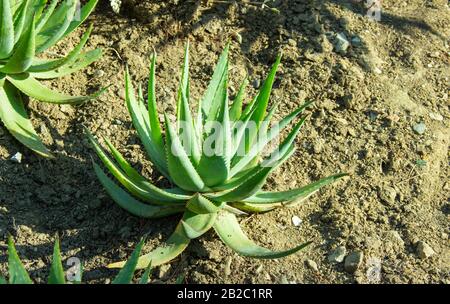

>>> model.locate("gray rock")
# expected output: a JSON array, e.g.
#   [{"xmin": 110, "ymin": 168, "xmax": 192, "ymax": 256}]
[
  {"xmin": 328, "ymin": 246, "xmax": 347, "ymax": 263},
  {"xmin": 10, "ymin": 152, "xmax": 23, "ymax": 164},
  {"xmin": 334, "ymin": 32, "xmax": 350, "ymax": 54},
  {"xmin": 416, "ymin": 241, "xmax": 435, "ymax": 259},
  {"xmin": 379, "ymin": 186, "xmax": 397, "ymax": 205},
  {"xmin": 413, "ymin": 122, "xmax": 426, "ymax": 135},
  {"xmin": 351, "ymin": 36, "xmax": 362, "ymax": 47},
  {"xmin": 344, "ymin": 251, "xmax": 364, "ymax": 273},
  {"xmin": 305, "ymin": 259, "xmax": 318, "ymax": 272}
]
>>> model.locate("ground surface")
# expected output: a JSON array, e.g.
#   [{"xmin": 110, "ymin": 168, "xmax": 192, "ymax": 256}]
[{"xmin": 0, "ymin": 0, "xmax": 449, "ymax": 284}]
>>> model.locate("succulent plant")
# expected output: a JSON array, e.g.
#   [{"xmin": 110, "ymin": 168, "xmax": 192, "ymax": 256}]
[
  {"xmin": 87, "ymin": 44, "xmax": 347, "ymax": 269},
  {"xmin": 0, "ymin": 0, "xmax": 101, "ymax": 157},
  {"xmin": 0, "ymin": 235, "xmax": 153, "ymax": 284}
]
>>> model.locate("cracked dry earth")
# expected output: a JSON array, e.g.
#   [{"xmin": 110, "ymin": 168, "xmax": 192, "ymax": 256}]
[{"xmin": 0, "ymin": 0, "xmax": 449, "ymax": 283}]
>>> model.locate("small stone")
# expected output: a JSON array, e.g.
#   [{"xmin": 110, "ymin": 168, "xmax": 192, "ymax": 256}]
[
  {"xmin": 328, "ymin": 246, "xmax": 346, "ymax": 263},
  {"xmin": 351, "ymin": 36, "xmax": 362, "ymax": 46},
  {"xmin": 291, "ymin": 215, "xmax": 302, "ymax": 227},
  {"xmin": 373, "ymin": 67, "xmax": 382, "ymax": 74},
  {"xmin": 416, "ymin": 241, "xmax": 435, "ymax": 259},
  {"xmin": 10, "ymin": 152, "xmax": 23, "ymax": 163},
  {"xmin": 429, "ymin": 112, "xmax": 443, "ymax": 121},
  {"xmin": 252, "ymin": 79, "xmax": 260, "ymax": 89},
  {"xmin": 379, "ymin": 186, "xmax": 397, "ymax": 205},
  {"xmin": 224, "ymin": 256, "xmax": 232, "ymax": 276},
  {"xmin": 156, "ymin": 264, "xmax": 171, "ymax": 280},
  {"xmin": 344, "ymin": 251, "xmax": 364, "ymax": 273},
  {"xmin": 334, "ymin": 32, "xmax": 350, "ymax": 54},
  {"xmin": 305, "ymin": 259, "xmax": 318, "ymax": 272},
  {"xmin": 93, "ymin": 69, "xmax": 105, "ymax": 78},
  {"xmin": 413, "ymin": 122, "xmax": 426, "ymax": 135}
]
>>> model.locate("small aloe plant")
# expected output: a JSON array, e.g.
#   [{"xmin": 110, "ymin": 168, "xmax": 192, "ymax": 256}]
[
  {"xmin": 0, "ymin": 0, "xmax": 101, "ymax": 157},
  {"xmin": 0, "ymin": 236, "xmax": 153, "ymax": 284},
  {"xmin": 87, "ymin": 44, "xmax": 347, "ymax": 269}
]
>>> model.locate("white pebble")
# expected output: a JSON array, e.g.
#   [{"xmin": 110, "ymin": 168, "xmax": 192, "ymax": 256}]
[
  {"xmin": 291, "ymin": 215, "xmax": 302, "ymax": 227},
  {"xmin": 10, "ymin": 152, "xmax": 22, "ymax": 164}
]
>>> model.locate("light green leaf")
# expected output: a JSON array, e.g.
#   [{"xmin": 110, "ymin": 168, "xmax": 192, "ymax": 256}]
[
  {"xmin": 146, "ymin": 53, "xmax": 164, "ymax": 160},
  {"xmin": 229, "ymin": 76, "xmax": 248, "ymax": 121},
  {"xmin": 7, "ymin": 73, "xmax": 94, "ymax": 104},
  {"xmin": 186, "ymin": 193, "xmax": 223, "ymax": 214},
  {"xmin": 93, "ymin": 162, "xmax": 185, "ymax": 218},
  {"xmin": 0, "ymin": 0, "xmax": 15, "ymax": 59},
  {"xmin": 0, "ymin": 276, "xmax": 6, "ymax": 284},
  {"xmin": 108, "ymin": 223, "xmax": 190, "ymax": 270},
  {"xmin": 200, "ymin": 44, "xmax": 229, "ymax": 120},
  {"xmin": 214, "ymin": 211, "xmax": 312, "ymax": 258},
  {"xmin": 48, "ymin": 238, "xmax": 66, "ymax": 284},
  {"xmin": 124, "ymin": 67, "xmax": 170, "ymax": 179},
  {"xmin": 164, "ymin": 113, "xmax": 206, "ymax": 192},
  {"xmin": 87, "ymin": 130, "xmax": 187, "ymax": 204},
  {"xmin": 0, "ymin": 15, "xmax": 35, "ymax": 74},
  {"xmin": 31, "ymin": 48, "xmax": 102, "ymax": 79},
  {"xmin": 36, "ymin": 0, "xmax": 77, "ymax": 53},
  {"xmin": 7, "ymin": 235, "xmax": 33, "ymax": 284},
  {"xmin": 62, "ymin": 0, "xmax": 98, "ymax": 39},
  {"xmin": 12, "ymin": 0, "xmax": 31, "ymax": 44},
  {"xmin": 243, "ymin": 173, "xmax": 348, "ymax": 204},
  {"xmin": 197, "ymin": 73, "xmax": 231, "ymax": 187},
  {"xmin": 29, "ymin": 23, "xmax": 93, "ymax": 73},
  {"xmin": 35, "ymin": 0, "xmax": 58, "ymax": 32},
  {"xmin": 0, "ymin": 80, "xmax": 52, "ymax": 157},
  {"xmin": 112, "ymin": 238, "xmax": 145, "ymax": 284},
  {"xmin": 181, "ymin": 210, "xmax": 217, "ymax": 239}
]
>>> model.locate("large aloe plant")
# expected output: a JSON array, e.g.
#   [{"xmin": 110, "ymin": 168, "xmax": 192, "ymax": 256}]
[
  {"xmin": 0, "ymin": 0, "xmax": 101, "ymax": 157},
  {"xmin": 0, "ymin": 235, "xmax": 154, "ymax": 284},
  {"xmin": 87, "ymin": 44, "xmax": 347, "ymax": 269}
]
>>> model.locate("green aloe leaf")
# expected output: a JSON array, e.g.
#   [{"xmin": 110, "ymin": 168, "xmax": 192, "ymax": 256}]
[
  {"xmin": 35, "ymin": 0, "xmax": 58, "ymax": 33},
  {"xmin": 0, "ymin": 0, "xmax": 15, "ymax": 59},
  {"xmin": 108, "ymin": 223, "xmax": 190, "ymax": 270},
  {"xmin": 0, "ymin": 14, "xmax": 35, "ymax": 74},
  {"xmin": 0, "ymin": 80, "xmax": 52, "ymax": 157},
  {"xmin": 6, "ymin": 73, "xmax": 94, "ymax": 104},
  {"xmin": 197, "ymin": 73, "xmax": 231, "ymax": 187},
  {"xmin": 35, "ymin": 0, "xmax": 77, "ymax": 53},
  {"xmin": 146, "ymin": 53, "xmax": 164, "ymax": 160},
  {"xmin": 213, "ymin": 211, "xmax": 312, "ymax": 259},
  {"xmin": 48, "ymin": 238, "xmax": 66, "ymax": 284},
  {"xmin": 164, "ymin": 113, "xmax": 206, "ymax": 192},
  {"xmin": 62, "ymin": 0, "xmax": 98, "ymax": 39},
  {"xmin": 138, "ymin": 261, "xmax": 152, "ymax": 284},
  {"xmin": 0, "ymin": 276, "xmax": 6, "ymax": 284},
  {"xmin": 200, "ymin": 44, "xmax": 229, "ymax": 121},
  {"xmin": 93, "ymin": 162, "xmax": 185, "ymax": 218},
  {"xmin": 243, "ymin": 173, "xmax": 348, "ymax": 204},
  {"xmin": 112, "ymin": 238, "xmax": 145, "ymax": 284},
  {"xmin": 186, "ymin": 193, "xmax": 223, "ymax": 214},
  {"xmin": 176, "ymin": 42, "xmax": 190, "ymax": 125},
  {"xmin": 230, "ymin": 101, "xmax": 312, "ymax": 177},
  {"xmin": 229, "ymin": 76, "xmax": 248, "ymax": 121},
  {"xmin": 29, "ymin": 23, "xmax": 93, "ymax": 73},
  {"xmin": 181, "ymin": 211, "xmax": 217, "ymax": 239},
  {"xmin": 7, "ymin": 235, "xmax": 33, "ymax": 284},
  {"xmin": 124, "ymin": 67, "xmax": 170, "ymax": 179},
  {"xmin": 31, "ymin": 48, "xmax": 102, "ymax": 79},
  {"xmin": 12, "ymin": 0, "xmax": 31, "ymax": 44},
  {"xmin": 230, "ymin": 202, "xmax": 282, "ymax": 213},
  {"xmin": 88, "ymin": 130, "xmax": 187, "ymax": 204}
]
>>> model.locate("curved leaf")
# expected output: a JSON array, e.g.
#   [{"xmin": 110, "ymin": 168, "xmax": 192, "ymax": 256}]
[
  {"xmin": 93, "ymin": 162, "xmax": 185, "ymax": 218},
  {"xmin": 7, "ymin": 73, "xmax": 93, "ymax": 104},
  {"xmin": 181, "ymin": 210, "xmax": 217, "ymax": 239},
  {"xmin": 0, "ymin": 81, "xmax": 52, "ymax": 157},
  {"xmin": 35, "ymin": 0, "xmax": 58, "ymax": 33},
  {"xmin": 213, "ymin": 211, "xmax": 311, "ymax": 259},
  {"xmin": 243, "ymin": 173, "xmax": 348, "ymax": 204},
  {"xmin": 108, "ymin": 223, "xmax": 190, "ymax": 270},
  {"xmin": 186, "ymin": 193, "xmax": 223, "ymax": 214},
  {"xmin": 62, "ymin": 0, "xmax": 98, "ymax": 39},
  {"xmin": 31, "ymin": 48, "xmax": 102, "ymax": 79},
  {"xmin": 29, "ymin": 23, "xmax": 93, "ymax": 73},
  {"xmin": 229, "ymin": 76, "xmax": 248, "ymax": 121}
]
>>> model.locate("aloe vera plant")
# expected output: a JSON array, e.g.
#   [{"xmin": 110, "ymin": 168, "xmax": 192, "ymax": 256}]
[
  {"xmin": 87, "ymin": 44, "xmax": 347, "ymax": 269},
  {"xmin": 0, "ymin": 0, "xmax": 101, "ymax": 157},
  {"xmin": 0, "ymin": 236, "xmax": 153, "ymax": 284}
]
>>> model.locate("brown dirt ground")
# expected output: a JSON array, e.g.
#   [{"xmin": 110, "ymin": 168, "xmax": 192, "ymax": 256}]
[{"xmin": 0, "ymin": 0, "xmax": 449, "ymax": 284}]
